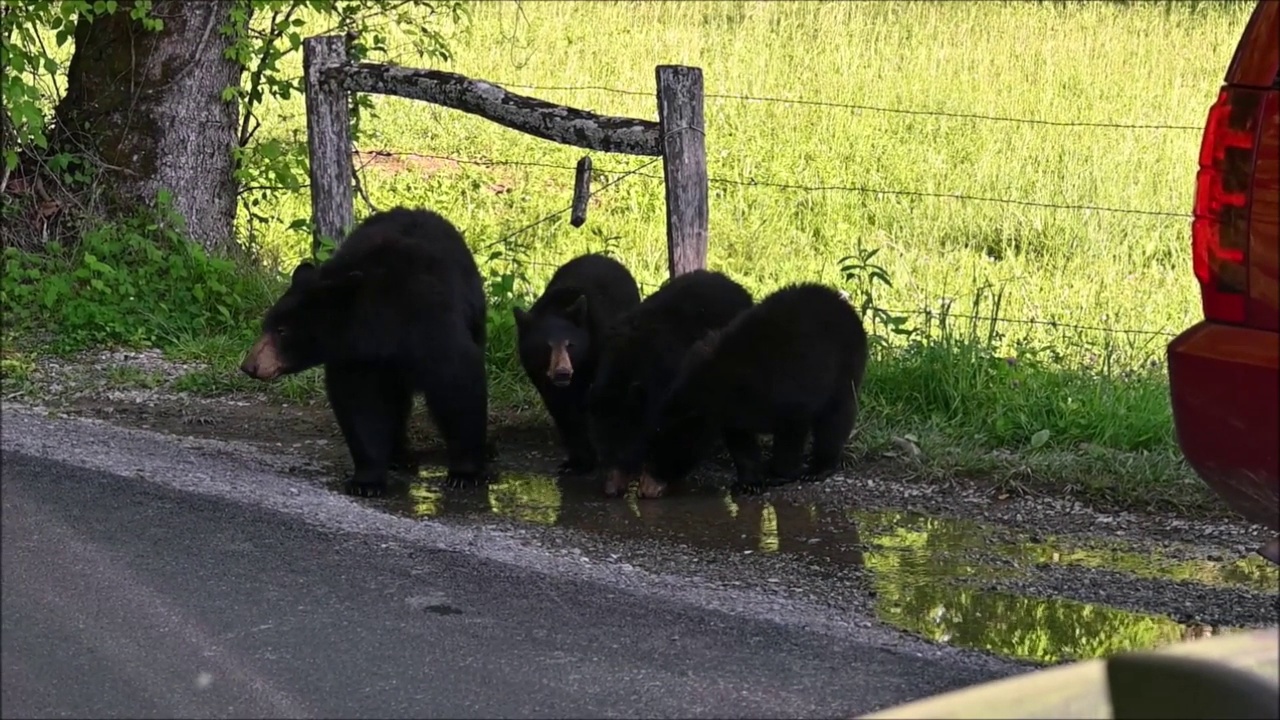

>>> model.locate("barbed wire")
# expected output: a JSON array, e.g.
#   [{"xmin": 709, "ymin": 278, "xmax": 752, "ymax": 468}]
[
  {"xmin": 706, "ymin": 175, "xmax": 1191, "ymax": 219},
  {"xmin": 873, "ymin": 307, "xmax": 1178, "ymax": 338},
  {"xmin": 355, "ymin": 150, "xmax": 585, "ymax": 175},
  {"xmin": 482, "ymin": 81, "xmax": 1203, "ymax": 132},
  {"xmin": 491, "ymin": 261, "xmax": 1178, "ymax": 337},
  {"xmin": 475, "ymin": 156, "xmax": 663, "ymax": 253},
  {"xmin": 353, "ymin": 154, "xmax": 1178, "ymax": 338},
  {"xmin": 361, "ymin": 149, "xmax": 1191, "ymax": 219}
]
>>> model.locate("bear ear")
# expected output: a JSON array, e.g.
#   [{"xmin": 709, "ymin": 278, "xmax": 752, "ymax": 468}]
[
  {"xmin": 319, "ymin": 270, "xmax": 364, "ymax": 291},
  {"xmin": 566, "ymin": 295, "xmax": 589, "ymax": 327},
  {"xmin": 512, "ymin": 307, "xmax": 531, "ymax": 329},
  {"xmin": 291, "ymin": 262, "xmax": 318, "ymax": 287}
]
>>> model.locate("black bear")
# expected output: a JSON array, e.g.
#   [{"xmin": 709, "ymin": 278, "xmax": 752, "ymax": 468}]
[
  {"xmin": 514, "ymin": 253, "xmax": 642, "ymax": 475},
  {"xmin": 587, "ymin": 269, "xmax": 754, "ymax": 498},
  {"xmin": 640, "ymin": 282, "xmax": 869, "ymax": 498},
  {"xmin": 240, "ymin": 207, "xmax": 489, "ymax": 496}
]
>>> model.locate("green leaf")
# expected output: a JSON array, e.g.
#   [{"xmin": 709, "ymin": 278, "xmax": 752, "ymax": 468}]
[
  {"xmin": 259, "ymin": 139, "xmax": 282, "ymax": 160},
  {"xmin": 1030, "ymin": 429, "xmax": 1051, "ymax": 449}
]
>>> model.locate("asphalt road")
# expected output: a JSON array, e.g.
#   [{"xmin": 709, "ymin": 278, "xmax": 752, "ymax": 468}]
[{"xmin": 1, "ymin": 408, "xmax": 1013, "ymax": 719}]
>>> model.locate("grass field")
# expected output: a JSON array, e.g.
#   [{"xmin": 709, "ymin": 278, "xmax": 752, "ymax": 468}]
[{"xmin": 4, "ymin": 0, "xmax": 1260, "ymax": 514}]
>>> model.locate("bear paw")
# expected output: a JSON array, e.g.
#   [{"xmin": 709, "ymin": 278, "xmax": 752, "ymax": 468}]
[
  {"xmin": 557, "ymin": 456, "xmax": 596, "ymax": 476},
  {"xmin": 731, "ymin": 474, "xmax": 791, "ymax": 496},
  {"xmin": 388, "ymin": 449, "xmax": 418, "ymax": 472},
  {"xmin": 345, "ymin": 474, "xmax": 388, "ymax": 498},
  {"xmin": 800, "ymin": 465, "xmax": 838, "ymax": 483},
  {"xmin": 766, "ymin": 461, "xmax": 805, "ymax": 481},
  {"xmin": 443, "ymin": 466, "xmax": 489, "ymax": 489},
  {"xmin": 636, "ymin": 473, "xmax": 667, "ymax": 500},
  {"xmin": 602, "ymin": 469, "xmax": 632, "ymax": 497}
]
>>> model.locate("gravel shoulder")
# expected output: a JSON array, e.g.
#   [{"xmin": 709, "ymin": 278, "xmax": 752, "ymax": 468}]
[{"xmin": 2, "ymin": 349, "xmax": 1277, "ymax": 665}]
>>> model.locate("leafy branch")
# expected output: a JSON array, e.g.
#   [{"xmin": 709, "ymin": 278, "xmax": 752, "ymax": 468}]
[{"xmin": 219, "ymin": 0, "xmax": 469, "ymax": 244}]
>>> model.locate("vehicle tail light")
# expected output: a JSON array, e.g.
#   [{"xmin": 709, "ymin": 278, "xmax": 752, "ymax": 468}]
[{"xmin": 1192, "ymin": 87, "xmax": 1264, "ymax": 325}]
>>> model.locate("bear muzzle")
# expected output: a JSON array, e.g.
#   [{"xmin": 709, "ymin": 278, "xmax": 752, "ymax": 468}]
[
  {"xmin": 240, "ymin": 333, "xmax": 284, "ymax": 381},
  {"xmin": 547, "ymin": 342, "xmax": 575, "ymax": 387}
]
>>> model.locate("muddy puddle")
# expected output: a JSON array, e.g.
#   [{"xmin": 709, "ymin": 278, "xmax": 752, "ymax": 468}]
[
  {"xmin": 340, "ymin": 465, "xmax": 1278, "ymax": 666},
  {"xmin": 50, "ymin": 394, "xmax": 1279, "ymax": 665}
]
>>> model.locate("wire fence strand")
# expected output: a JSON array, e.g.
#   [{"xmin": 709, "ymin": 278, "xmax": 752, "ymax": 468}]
[
  {"xmin": 361, "ymin": 149, "xmax": 1192, "ymax": 219},
  {"xmin": 483, "ymin": 80, "xmax": 1203, "ymax": 132},
  {"xmin": 875, "ymin": 307, "xmax": 1178, "ymax": 338},
  {"xmin": 474, "ymin": 156, "xmax": 663, "ymax": 252},
  {"xmin": 351, "ymin": 147, "xmax": 1186, "ymax": 339},
  {"xmin": 345, "ymin": 69, "xmax": 1200, "ymax": 341}
]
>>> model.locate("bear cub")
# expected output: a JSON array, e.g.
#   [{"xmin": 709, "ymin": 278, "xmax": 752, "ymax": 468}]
[
  {"xmin": 240, "ymin": 207, "xmax": 490, "ymax": 496},
  {"xmin": 514, "ymin": 253, "xmax": 642, "ymax": 475},
  {"xmin": 587, "ymin": 269, "xmax": 754, "ymax": 498},
  {"xmin": 641, "ymin": 282, "xmax": 869, "ymax": 498}
]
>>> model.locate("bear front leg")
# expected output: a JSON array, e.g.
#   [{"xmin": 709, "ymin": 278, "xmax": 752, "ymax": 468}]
[
  {"xmin": 420, "ymin": 342, "xmax": 490, "ymax": 488},
  {"xmin": 325, "ymin": 364, "xmax": 398, "ymax": 497},
  {"xmin": 806, "ymin": 384, "xmax": 858, "ymax": 481},
  {"xmin": 767, "ymin": 421, "xmax": 809, "ymax": 481},
  {"xmin": 544, "ymin": 389, "xmax": 596, "ymax": 475},
  {"xmin": 723, "ymin": 428, "xmax": 767, "ymax": 494}
]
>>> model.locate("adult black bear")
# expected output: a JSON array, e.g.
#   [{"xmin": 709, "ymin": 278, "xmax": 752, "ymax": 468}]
[
  {"xmin": 514, "ymin": 253, "xmax": 642, "ymax": 475},
  {"xmin": 641, "ymin": 282, "xmax": 869, "ymax": 498},
  {"xmin": 587, "ymin": 269, "xmax": 754, "ymax": 498},
  {"xmin": 240, "ymin": 207, "xmax": 489, "ymax": 496}
]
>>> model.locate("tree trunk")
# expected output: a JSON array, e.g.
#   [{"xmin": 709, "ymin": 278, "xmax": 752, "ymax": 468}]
[{"xmin": 53, "ymin": 0, "xmax": 243, "ymax": 252}]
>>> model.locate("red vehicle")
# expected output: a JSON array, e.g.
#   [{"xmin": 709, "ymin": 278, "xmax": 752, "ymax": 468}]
[{"xmin": 1166, "ymin": 0, "xmax": 1279, "ymax": 564}]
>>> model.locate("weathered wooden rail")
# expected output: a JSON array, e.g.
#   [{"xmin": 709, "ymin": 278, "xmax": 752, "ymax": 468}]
[{"xmin": 303, "ymin": 34, "xmax": 708, "ymax": 277}]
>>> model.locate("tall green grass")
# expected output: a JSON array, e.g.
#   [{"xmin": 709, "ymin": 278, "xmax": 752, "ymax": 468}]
[
  {"xmin": 235, "ymin": 0, "xmax": 1255, "ymax": 510},
  {"xmin": 246, "ymin": 0, "xmax": 1245, "ymax": 363},
  {"xmin": 7, "ymin": 1, "xmax": 1259, "ymax": 513}
]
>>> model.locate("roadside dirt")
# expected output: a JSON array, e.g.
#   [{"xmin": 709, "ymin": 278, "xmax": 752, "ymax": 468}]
[{"xmin": 12, "ymin": 349, "xmax": 1272, "ymax": 556}]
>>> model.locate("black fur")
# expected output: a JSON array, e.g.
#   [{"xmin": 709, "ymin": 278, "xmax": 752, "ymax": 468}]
[
  {"xmin": 645, "ymin": 282, "xmax": 869, "ymax": 494},
  {"xmin": 514, "ymin": 253, "xmax": 642, "ymax": 475},
  {"xmin": 246, "ymin": 207, "xmax": 489, "ymax": 496},
  {"xmin": 587, "ymin": 269, "xmax": 754, "ymax": 496}
]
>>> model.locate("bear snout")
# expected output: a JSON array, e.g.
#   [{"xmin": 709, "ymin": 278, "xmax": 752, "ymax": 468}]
[
  {"xmin": 241, "ymin": 333, "xmax": 283, "ymax": 381},
  {"xmin": 546, "ymin": 341, "xmax": 575, "ymax": 387}
]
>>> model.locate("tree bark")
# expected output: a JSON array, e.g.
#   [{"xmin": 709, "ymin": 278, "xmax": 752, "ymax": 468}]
[{"xmin": 53, "ymin": 0, "xmax": 243, "ymax": 251}]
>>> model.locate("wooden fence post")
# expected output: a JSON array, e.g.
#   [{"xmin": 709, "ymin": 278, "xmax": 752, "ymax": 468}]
[
  {"xmin": 303, "ymin": 35, "xmax": 354, "ymax": 256},
  {"xmin": 571, "ymin": 155, "xmax": 592, "ymax": 228},
  {"xmin": 655, "ymin": 65, "xmax": 708, "ymax": 278}
]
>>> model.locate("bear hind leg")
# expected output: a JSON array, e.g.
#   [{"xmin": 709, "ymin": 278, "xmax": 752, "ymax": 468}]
[
  {"xmin": 806, "ymin": 383, "xmax": 858, "ymax": 481},
  {"xmin": 386, "ymin": 373, "xmax": 416, "ymax": 470},
  {"xmin": 418, "ymin": 342, "xmax": 490, "ymax": 487},
  {"xmin": 725, "ymin": 428, "xmax": 769, "ymax": 495}
]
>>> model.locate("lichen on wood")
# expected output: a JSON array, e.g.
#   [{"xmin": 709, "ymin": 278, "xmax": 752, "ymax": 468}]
[
  {"xmin": 655, "ymin": 65, "xmax": 708, "ymax": 277},
  {"xmin": 303, "ymin": 35, "xmax": 355, "ymax": 252},
  {"xmin": 338, "ymin": 64, "xmax": 661, "ymax": 157}
]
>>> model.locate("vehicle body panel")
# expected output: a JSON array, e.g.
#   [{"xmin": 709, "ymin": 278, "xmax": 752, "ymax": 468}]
[
  {"xmin": 1167, "ymin": 0, "xmax": 1280, "ymax": 547},
  {"xmin": 1167, "ymin": 322, "xmax": 1279, "ymax": 530}
]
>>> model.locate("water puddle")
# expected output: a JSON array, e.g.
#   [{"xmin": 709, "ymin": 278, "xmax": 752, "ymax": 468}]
[{"xmin": 351, "ymin": 468, "xmax": 1276, "ymax": 665}]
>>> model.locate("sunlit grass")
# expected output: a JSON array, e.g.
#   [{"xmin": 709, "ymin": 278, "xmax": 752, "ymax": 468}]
[{"xmin": 9, "ymin": 1, "xmax": 1259, "ymax": 514}]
